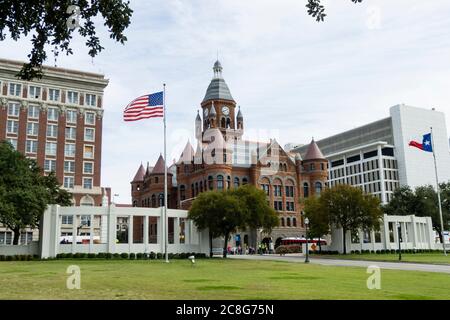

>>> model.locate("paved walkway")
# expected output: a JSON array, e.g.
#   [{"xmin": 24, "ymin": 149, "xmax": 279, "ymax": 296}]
[{"xmin": 227, "ymin": 254, "xmax": 450, "ymax": 274}]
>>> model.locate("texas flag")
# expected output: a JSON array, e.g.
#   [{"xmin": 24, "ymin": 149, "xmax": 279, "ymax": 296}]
[{"xmin": 409, "ymin": 133, "xmax": 433, "ymax": 152}]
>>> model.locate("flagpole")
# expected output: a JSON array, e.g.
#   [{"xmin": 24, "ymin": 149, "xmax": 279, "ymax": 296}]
[
  {"xmin": 164, "ymin": 83, "xmax": 169, "ymax": 263},
  {"xmin": 430, "ymin": 126, "xmax": 447, "ymax": 256}
]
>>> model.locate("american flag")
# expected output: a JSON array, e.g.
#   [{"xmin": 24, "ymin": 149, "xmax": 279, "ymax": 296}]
[{"xmin": 123, "ymin": 91, "xmax": 164, "ymax": 122}]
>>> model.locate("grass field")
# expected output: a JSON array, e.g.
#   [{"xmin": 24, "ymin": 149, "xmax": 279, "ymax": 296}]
[
  {"xmin": 0, "ymin": 259, "xmax": 449, "ymax": 300},
  {"xmin": 314, "ymin": 253, "xmax": 450, "ymax": 265}
]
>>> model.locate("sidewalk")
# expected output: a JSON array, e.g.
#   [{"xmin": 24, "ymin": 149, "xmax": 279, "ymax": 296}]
[{"xmin": 227, "ymin": 254, "xmax": 450, "ymax": 274}]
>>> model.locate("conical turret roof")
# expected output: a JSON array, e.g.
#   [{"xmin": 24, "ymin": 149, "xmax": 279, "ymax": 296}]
[
  {"xmin": 132, "ymin": 164, "xmax": 145, "ymax": 182},
  {"xmin": 304, "ymin": 139, "xmax": 325, "ymax": 160},
  {"xmin": 151, "ymin": 154, "xmax": 168, "ymax": 174},
  {"xmin": 202, "ymin": 61, "xmax": 234, "ymax": 103}
]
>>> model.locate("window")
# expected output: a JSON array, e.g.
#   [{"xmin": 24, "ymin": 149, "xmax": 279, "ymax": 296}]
[
  {"xmin": 28, "ymin": 105, "xmax": 40, "ymax": 118},
  {"xmin": 180, "ymin": 185, "xmax": 186, "ymax": 201},
  {"xmin": 286, "ymin": 202, "xmax": 295, "ymax": 211},
  {"xmin": 85, "ymin": 112, "xmax": 96, "ymax": 125},
  {"xmin": 6, "ymin": 120, "xmax": 19, "ymax": 134},
  {"xmin": 46, "ymin": 124, "xmax": 58, "ymax": 138},
  {"xmin": 65, "ymin": 127, "xmax": 76, "ymax": 140},
  {"xmin": 285, "ymin": 186, "xmax": 294, "ymax": 197},
  {"xmin": 61, "ymin": 215, "xmax": 73, "ymax": 225},
  {"xmin": 217, "ymin": 175, "xmax": 224, "ymax": 190},
  {"xmin": 64, "ymin": 161, "xmax": 75, "ymax": 173},
  {"xmin": 6, "ymin": 138, "xmax": 17, "ymax": 150},
  {"xmin": 274, "ymin": 201, "xmax": 283, "ymax": 211},
  {"xmin": 67, "ymin": 91, "xmax": 79, "ymax": 104},
  {"xmin": 234, "ymin": 177, "xmax": 240, "ymax": 188},
  {"xmin": 80, "ymin": 215, "xmax": 91, "ymax": 226},
  {"xmin": 262, "ymin": 184, "xmax": 270, "ymax": 195},
  {"xmin": 29, "ymin": 86, "xmax": 41, "ymax": 99},
  {"xmin": 9, "ymin": 83, "xmax": 22, "ymax": 96},
  {"xmin": 242, "ymin": 178, "xmax": 248, "ymax": 185},
  {"xmin": 45, "ymin": 142, "xmax": 57, "ymax": 156},
  {"xmin": 85, "ymin": 94, "xmax": 97, "ymax": 107},
  {"xmin": 0, "ymin": 231, "xmax": 13, "ymax": 245},
  {"xmin": 303, "ymin": 183, "xmax": 309, "ymax": 198},
  {"xmin": 208, "ymin": 176, "xmax": 213, "ymax": 190},
  {"xmin": 84, "ymin": 128, "xmax": 95, "ymax": 141},
  {"xmin": 47, "ymin": 107, "xmax": 59, "ymax": 121},
  {"xmin": 44, "ymin": 159, "xmax": 56, "ymax": 172},
  {"xmin": 27, "ymin": 122, "xmax": 39, "ymax": 136},
  {"xmin": 48, "ymin": 88, "xmax": 60, "ymax": 101},
  {"xmin": 315, "ymin": 182, "xmax": 323, "ymax": 195},
  {"xmin": 64, "ymin": 176, "xmax": 74, "ymax": 189},
  {"xmin": 7, "ymin": 103, "xmax": 20, "ymax": 116},
  {"xmin": 158, "ymin": 194, "xmax": 164, "ymax": 207},
  {"xmin": 19, "ymin": 232, "xmax": 33, "ymax": 245},
  {"xmin": 26, "ymin": 140, "xmax": 38, "ymax": 153},
  {"xmin": 83, "ymin": 178, "xmax": 93, "ymax": 189},
  {"xmin": 274, "ymin": 185, "xmax": 282, "ymax": 197},
  {"xmin": 65, "ymin": 143, "xmax": 76, "ymax": 157},
  {"xmin": 83, "ymin": 162, "xmax": 93, "ymax": 174},
  {"xmin": 66, "ymin": 110, "xmax": 77, "ymax": 123}
]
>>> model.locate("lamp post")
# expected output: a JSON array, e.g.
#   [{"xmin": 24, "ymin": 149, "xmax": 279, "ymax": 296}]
[
  {"xmin": 304, "ymin": 217, "xmax": 310, "ymax": 263},
  {"xmin": 396, "ymin": 222, "xmax": 402, "ymax": 261}
]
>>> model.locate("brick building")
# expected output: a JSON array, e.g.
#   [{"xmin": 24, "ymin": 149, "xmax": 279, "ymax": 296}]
[
  {"xmin": 0, "ymin": 59, "xmax": 109, "ymax": 207},
  {"xmin": 131, "ymin": 61, "xmax": 328, "ymax": 247}
]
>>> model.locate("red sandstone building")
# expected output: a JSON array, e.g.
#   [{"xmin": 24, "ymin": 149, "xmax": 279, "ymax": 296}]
[
  {"xmin": 131, "ymin": 61, "xmax": 328, "ymax": 247},
  {"xmin": 0, "ymin": 59, "xmax": 109, "ymax": 206}
]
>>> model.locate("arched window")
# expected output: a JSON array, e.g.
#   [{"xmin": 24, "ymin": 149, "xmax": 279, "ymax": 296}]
[
  {"xmin": 234, "ymin": 177, "xmax": 240, "ymax": 188},
  {"xmin": 133, "ymin": 200, "xmax": 137, "ymax": 207},
  {"xmin": 315, "ymin": 181, "xmax": 323, "ymax": 195},
  {"xmin": 221, "ymin": 118, "xmax": 226, "ymax": 128},
  {"xmin": 208, "ymin": 176, "xmax": 214, "ymax": 190},
  {"xmin": 280, "ymin": 217, "xmax": 285, "ymax": 227},
  {"xmin": 151, "ymin": 194, "xmax": 156, "ymax": 207},
  {"xmin": 158, "ymin": 194, "xmax": 164, "ymax": 207},
  {"xmin": 293, "ymin": 217, "xmax": 297, "ymax": 227},
  {"xmin": 80, "ymin": 195, "xmax": 94, "ymax": 206},
  {"xmin": 191, "ymin": 184, "xmax": 195, "ymax": 197},
  {"xmin": 217, "ymin": 175, "xmax": 224, "ymax": 190},
  {"xmin": 303, "ymin": 182, "xmax": 309, "ymax": 198},
  {"xmin": 226, "ymin": 118, "xmax": 231, "ymax": 128},
  {"xmin": 180, "ymin": 185, "xmax": 186, "ymax": 201},
  {"xmin": 227, "ymin": 176, "xmax": 231, "ymax": 189},
  {"xmin": 286, "ymin": 217, "xmax": 291, "ymax": 227},
  {"xmin": 195, "ymin": 182, "xmax": 199, "ymax": 195},
  {"xmin": 242, "ymin": 177, "xmax": 248, "ymax": 185},
  {"xmin": 200, "ymin": 181, "xmax": 203, "ymax": 193}
]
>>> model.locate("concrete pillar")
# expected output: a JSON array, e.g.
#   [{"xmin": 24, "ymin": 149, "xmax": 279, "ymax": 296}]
[
  {"xmin": 144, "ymin": 214, "xmax": 149, "ymax": 252},
  {"xmin": 426, "ymin": 217, "xmax": 435, "ymax": 249},
  {"xmin": 411, "ymin": 215, "xmax": 418, "ymax": 249},
  {"xmin": 174, "ymin": 217, "xmax": 180, "ymax": 245},
  {"xmin": 89, "ymin": 214, "xmax": 94, "ymax": 253},
  {"xmin": 108, "ymin": 204, "xmax": 116, "ymax": 253},
  {"xmin": 128, "ymin": 215, "xmax": 133, "ymax": 253},
  {"xmin": 72, "ymin": 214, "xmax": 77, "ymax": 254},
  {"xmin": 383, "ymin": 214, "xmax": 390, "ymax": 250}
]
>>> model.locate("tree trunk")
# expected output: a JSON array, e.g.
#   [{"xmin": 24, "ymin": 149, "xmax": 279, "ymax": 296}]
[
  {"xmin": 209, "ymin": 232, "xmax": 213, "ymax": 258},
  {"xmin": 319, "ymin": 236, "xmax": 322, "ymax": 254},
  {"xmin": 223, "ymin": 232, "xmax": 229, "ymax": 258},
  {"xmin": 342, "ymin": 228, "xmax": 347, "ymax": 255},
  {"xmin": 13, "ymin": 228, "xmax": 21, "ymax": 245}
]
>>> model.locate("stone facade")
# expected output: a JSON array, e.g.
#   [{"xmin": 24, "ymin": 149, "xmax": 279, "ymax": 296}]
[{"xmin": 131, "ymin": 61, "xmax": 328, "ymax": 248}]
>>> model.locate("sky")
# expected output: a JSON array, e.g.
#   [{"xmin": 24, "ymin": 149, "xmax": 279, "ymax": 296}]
[{"xmin": 2, "ymin": 0, "xmax": 450, "ymax": 204}]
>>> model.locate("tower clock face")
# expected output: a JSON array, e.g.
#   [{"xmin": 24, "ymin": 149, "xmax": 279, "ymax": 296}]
[
  {"xmin": 203, "ymin": 108, "xmax": 209, "ymax": 116},
  {"xmin": 222, "ymin": 106, "xmax": 230, "ymax": 116}
]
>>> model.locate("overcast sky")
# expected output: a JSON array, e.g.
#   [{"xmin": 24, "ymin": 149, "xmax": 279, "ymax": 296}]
[{"xmin": 2, "ymin": 0, "xmax": 450, "ymax": 204}]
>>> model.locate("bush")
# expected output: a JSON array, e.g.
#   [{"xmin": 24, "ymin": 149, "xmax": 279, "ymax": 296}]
[
  {"xmin": 0, "ymin": 255, "xmax": 5, "ymax": 261},
  {"xmin": 106, "ymin": 253, "xmax": 113, "ymax": 259},
  {"xmin": 129, "ymin": 253, "xmax": 136, "ymax": 260},
  {"xmin": 97, "ymin": 252, "xmax": 106, "ymax": 259},
  {"xmin": 157, "ymin": 253, "xmax": 163, "ymax": 259},
  {"xmin": 120, "ymin": 253, "xmax": 129, "ymax": 259},
  {"xmin": 26, "ymin": 255, "xmax": 33, "ymax": 261},
  {"xmin": 149, "ymin": 252, "xmax": 156, "ymax": 260},
  {"xmin": 6, "ymin": 255, "xmax": 13, "ymax": 261},
  {"xmin": 113, "ymin": 253, "xmax": 121, "ymax": 259},
  {"xmin": 87, "ymin": 253, "xmax": 96, "ymax": 259},
  {"xmin": 136, "ymin": 253, "xmax": 144, "ymax": 260}
]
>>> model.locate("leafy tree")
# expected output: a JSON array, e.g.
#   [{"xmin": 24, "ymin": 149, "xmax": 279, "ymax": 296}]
[
  {"xmin": 306, "ymin": 0, "xmax": 363, "ymax": 22},
  {"xmin": 318, "ymin": 184, "xmax": 382, "ymax": 254},
  {"xmin": 0, "ymin": 141, "xmax": 72, "ymax": 244},
  {"xmin": 0, "ymin": 0, "xmax": 133, "ymax": 80},
  {"xmin": 188, "ymin": 185, "xmax": 278, "ymax": 258},
  {"xmin": 386, "ymin": 184, "xmax": 450, "ymax": 243},
  {"xmin": 303, "ymin": 196, "xmax": 329, "ymax": 253}
]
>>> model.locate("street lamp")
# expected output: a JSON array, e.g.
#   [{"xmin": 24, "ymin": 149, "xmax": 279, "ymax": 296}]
[
  {"xmin": 396, "ymin": 222, "xmax": 402, "ymax": 261},
  {"xmin": 304, "ymin": 217, "xmax": 310, "ymax": 263}
]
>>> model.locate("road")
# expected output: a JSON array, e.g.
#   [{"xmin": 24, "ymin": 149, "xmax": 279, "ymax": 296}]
[{"xmin": 227, "ymin": 254, "xmax": 450, "ymax": 274}]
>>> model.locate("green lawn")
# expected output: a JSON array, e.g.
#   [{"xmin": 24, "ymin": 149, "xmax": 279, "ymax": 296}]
[
  {"xmin": 0, "ymin": 259, "xmax": 449, "ymax": 300},
  {"xmin": 314, "ymin": 253, "xmax": 450, "ymax": 265}
]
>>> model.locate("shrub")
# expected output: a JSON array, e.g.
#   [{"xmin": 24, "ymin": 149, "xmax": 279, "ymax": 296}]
[
  {"xmin": 149, "ymin": 252, "xmax": 156, "ymax": 260},
  {"xmin": 157, "ymin": 253, "xmax": 163, "ymax": 259},
  {"xmin": 129, "ymin": 253, "xmax": 136, "ymax": 260},
  {"xmin": 136, "ymin": 253, "xmax": 144, "ymax": 260},
  {"xmin": 0, "ymin": 255, "xmax": 5, "ymax": 261},
  {"xmin": 88, "ymin": 253, "xmax": 96, "ymax": 259},
  {"xmin": 26, "ymin": 255, "xmax": 33, "ymax": 261},
  {"xmin": 97, "ymin": 252, "xmax": 106, "ymax": 259},
  {"xmin": 275, "ymin": 246, "xmax": 289, "ymax": 255},
  {"xmin": 120, "ymin": 253, "xmax": 129, "ymax": 259},
  {"xmin": 106, "ymin": 253, "xmax": 113, "ymax": 259},
  {"xmin": 6, "ymin": 255, "xmax": 13, "ymax": 261},
  {"xmin": 113, "ymin": 253, "xmax": 121, "ymax": 259},
  {"xmin": 65, "ymin": 253, "xmax": 73, "ymax": 259}
]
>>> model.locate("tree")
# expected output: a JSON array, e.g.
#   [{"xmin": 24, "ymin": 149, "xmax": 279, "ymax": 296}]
[
  {"xmin": 0, "ymin": 141, "xmax": 72, "ymax": 244},
  {"xmin": 318, "ymin": 184, "xmax": 382, "ymax": 254},
  {"xmin": 188, "ymin": 185, "xmax": 278, "ymax": 258},
  {"xmin": 303, "ymin": 196, "xmax": 329, "ymax": 253},
  {"xmin": 0, "ymin": 0, "xmax": 133, "ymax": 80},
  {"xmin": 306, "ymin": 0, "xmax": 363, "ymax": 22},
  {"xmin": 386, "ymin": 184, "xmax": 450, "ymax": 243}
]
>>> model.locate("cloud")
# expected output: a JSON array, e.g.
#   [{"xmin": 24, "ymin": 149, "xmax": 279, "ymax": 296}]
[{"xmin": 2, "ymin": 0, "xmax": 450, "ymax": 204}]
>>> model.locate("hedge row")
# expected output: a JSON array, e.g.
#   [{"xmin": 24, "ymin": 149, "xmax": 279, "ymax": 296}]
[
  {"xmin": 310, "ymin": 249, "xmax": 442, "ymax": 255},
  {"xmin": 55, "ymin": 252, "xmax": 208, "ymax": 260},
  {"xmin": 0, "ymin": 255, "xmax": 39, "ymax": 261}
]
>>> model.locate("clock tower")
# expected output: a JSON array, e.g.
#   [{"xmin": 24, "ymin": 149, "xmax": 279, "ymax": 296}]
[{"xmin": 200, "ymin": 60, "xmax": 243, "ymax": 141}]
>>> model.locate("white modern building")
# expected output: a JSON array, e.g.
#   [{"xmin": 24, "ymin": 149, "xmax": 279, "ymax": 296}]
[{"xmin": 292, "ymin": 104, "xmax": 450, "ymax": 204}]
